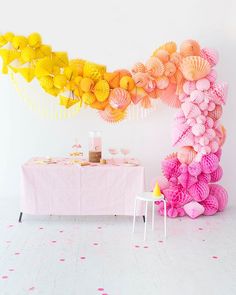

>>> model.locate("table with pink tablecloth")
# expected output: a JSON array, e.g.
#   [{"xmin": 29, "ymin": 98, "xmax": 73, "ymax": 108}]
[{"xmin": 21, "ymin": 158, "xmax": 144, "ymax": 216}]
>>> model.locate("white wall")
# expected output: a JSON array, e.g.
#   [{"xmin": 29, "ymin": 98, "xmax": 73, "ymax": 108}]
[{"xmin": 0, "ymin": 0, "xmax": 236, "ymax": 203}]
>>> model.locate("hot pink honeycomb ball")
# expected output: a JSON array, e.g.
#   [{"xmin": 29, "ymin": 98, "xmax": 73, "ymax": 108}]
[
  {"xmin": 210, "ymin": 166, "xmax": 223, "ymax": 182},
  {"xmin": 201, "ymin": 153, "xmax": 219, "ymax": 173},
  {"xmin": 209, "ymin": 184, "xmax": 228, "ymax": 211},
  {"xmin": 188, "ymin": 181, "xmax": 209, "ymax": 202},
  {"xmin": 200, "ymin": 195, "xmax": 219, "ymax": 216}
]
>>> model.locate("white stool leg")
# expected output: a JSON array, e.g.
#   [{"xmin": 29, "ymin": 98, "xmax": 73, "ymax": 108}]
[
  {"xmin": 132, "ymin": 198, "xmax": 137, "ymax": 233},
  {"xmin": 163, "ymin": 200, "xmax": 167, "ymax": 237},
  {"xmin": 152, "ymin": 201, "xmax": 155, "ymax": 231},
  {"xmin": 144, "ymin": 201, "xmax": 148, "ymax": 241}
]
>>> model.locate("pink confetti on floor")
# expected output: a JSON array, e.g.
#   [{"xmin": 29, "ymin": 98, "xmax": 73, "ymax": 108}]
[
  {"xmin": 80, "ymin": 256, "xmax": 86, "ymax": 260},
  {"xmin": 14, "ymin": 252, "xmax": 20, "ymax": 255},
  {"xmin": 8, "ymin": 225, "xmax": 14, "ymax": 228},
  {"xmin": 158, "ymin": 240, "xmax": 164, "ymax": 243},
  {"xmin": 97, "ymin": 226, "xmax": 102, "ymax": 229},
  {"xmin": 202, "ymin": 239, "xmax": 206, "ymax": 242},
  {"xmin": 39, "ymin": 227, "xmax": 44, "ymax": 230},
  {"xmin": 143, "ymin": 246, "xmax": 149, "ymax": 249},
  {"xmin": 51, "ymin": 240, "xmax": 57, "ymax": 243},
  {"xmin": 98, "ymin": 287, "xmax": 104, "ymax": 291},
  {"xmin": 102, "ymin": 293, "xmax": 108, "ymax": 295},
  {"xmin": 1, "ymin": 276, "xmax": 8, "ymax": 279},
  {"xmin": 8, "ymin": 269, "xmax": 15, "ymax": 272},
  {"xmin": 134, "ymin": 245, "xmax": 140, "ymax": 248},
  {"xmin": 93, "ymin": 243, "xmax": 99, "ymax": 246},
  {"xmin": 59, "ymin": 230, "xmax": 64, "ymax": 233},
  {"xmin": 212, "ymin": 256, "xmax": 218, "ymax": 259},
  {"xmin": 198, "ymin": 227, "xmax": 203, "ymax": 230},
  {"xmin": 59, "ymin": 258, "xmax": 65, "ymax": 262},
  {"xmin": 28, "ymin": 287, "xmax": 35, "ymax": 291},
  {"xmin": 6, "ymin": 240, "xmax": 11, "ymax": 243}
]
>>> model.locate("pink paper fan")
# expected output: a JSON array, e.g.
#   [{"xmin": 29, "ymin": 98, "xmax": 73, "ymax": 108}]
[
  {"xmin": 200, "ymin": 195, "xmax": 218, "ymax": 216},
  {"xmin": 210, "ymin": 165, "xmax": 223, "ymax": 182},
  {"xmin": 201, "ymin": 153, "xmax": 219, "ymax": 174},
  {"xmin": 211, "ymin": 82, "xmax": 228, "ymax": 105},
  {"xmin": 161, "ymin": 154, "xmax": 180, "ymax": 180},
  {"xmin": 172, "ymin": 124, "xmax": 194, "ymax": 147},
  {"xmin": 209, "ymin": 184, "xmax": 228, "ymax": 211},
  {"xmin": 159, "ymin": 83, "xmax": 181, "ymax": 108},
  {"xmin": 184, "ymin": 201, "xmax": 205, "ymax": 218},
  {"xmin": 163, "ymin": 186, "xmax": 192, "ymax": 207},
  {"xmin": 200, "ymin": 48, "xmax": 219, "ymax": 66},
  {"xmin": 174, "ymin": 110, "xmax": 186, "ymax": 124},
  {"xmin": 188, "ymin": 181, "xmax": 209, "ymax": 202}
]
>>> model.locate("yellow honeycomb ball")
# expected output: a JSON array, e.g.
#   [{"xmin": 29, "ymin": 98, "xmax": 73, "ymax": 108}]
[
  {"xmin": 4, "ymin": 32, "xmax": 14, "ymax": 42},
  {"xmin": 120, "ymin": 76, "xmax": 135, "ymax": 91},
  {"xmin": 21, "ymin": 47, "xmax": 36, "ymax": 62},
  {"xmin": 39, "ymin": 76, "xmax": 54, "ymax": 90},
  {"xmin": 12, "ymin": 36, "xmax": 28, "ymax": 49},
  {"xmin": 74, "ymin": 76, "xmax": 83, "ymax": 86},
  {"xmin": 94, "ymin": 80, "xmax": 110, "ymax": 102},
  {"xmin": 28, "ymin": 33, "xmax": 42, "ymax": 48},
  {"xmin": 53, "ymin": 74, "xmax": 67, "ymax": 89},
  {"xmin": 80, "ymin": 78, "xmax": 94, "ymax": 92},
  {"xmin": 82, "ymin": 92, "xmax": 96, "ymax": 105}
]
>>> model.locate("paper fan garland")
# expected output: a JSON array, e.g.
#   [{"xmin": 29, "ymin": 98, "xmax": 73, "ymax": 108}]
[{"xmin": 0, "ymin": 32, "xmax": 229, "ymax": 218}]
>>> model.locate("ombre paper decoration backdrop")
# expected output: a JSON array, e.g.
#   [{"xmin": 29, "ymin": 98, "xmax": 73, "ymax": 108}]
[{"xmin": 0, "ymin": 33, "xmax": 228, "ymax": 218}]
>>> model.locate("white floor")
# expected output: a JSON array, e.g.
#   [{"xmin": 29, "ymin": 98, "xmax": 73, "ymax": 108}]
[{"xmin": 0, "ymin": 198, "xmax": 236, "ymax": 295}]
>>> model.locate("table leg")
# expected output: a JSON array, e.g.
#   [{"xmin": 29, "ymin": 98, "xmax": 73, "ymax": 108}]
[
  {"xmin": 152, "ymin": 201, "xmax": 155, "ymax": 231},
  {"xmin": 132, "ymin": 198, "xmax": 137, "ymax": 233},
  {"xmin": 142, "ymin": 215, "xmax": 145, "ymax": 223},
  {"xmin": 18, "ymin": 212, "xmax": 23, "ymax": 223},
  {"xmin": 144, "ymin": 201, "xmax": 148, "ymax": 241},
  {"xmin": 163, "ymin": 200, "xmax": 167, "ymax": 237}
]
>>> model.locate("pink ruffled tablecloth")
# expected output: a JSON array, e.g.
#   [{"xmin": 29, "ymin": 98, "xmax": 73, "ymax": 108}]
[{"xmin": 21, "ymin": 158, "xmax": 144, "ymax": 216}]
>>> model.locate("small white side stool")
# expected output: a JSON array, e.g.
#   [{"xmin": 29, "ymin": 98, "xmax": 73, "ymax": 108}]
[{"xmin": 132, "ymin": 192, "xmax": 167, "ymax": 241}]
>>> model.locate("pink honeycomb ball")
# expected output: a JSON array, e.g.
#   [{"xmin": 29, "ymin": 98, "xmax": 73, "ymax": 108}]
[
  {"xmin": 206, "ymin": 69, "xmax": 217, "ymax": 83},
  {"xmin": 199, "ymin": 136, "xmax": 210, "ymax": 146},
  {"xmin": 201, "ymin": 153, "xmax": 219, "ymax": 174},
  {"xmin": 206, "ymin": 117, "xmax": 214, "ymax": 128},
  {"xmin": 209, "ymin": 140, "xmax": 219, "ymax": 153},
  {"xmin": 200, "ymin": 195, "xmax": 219, "ymax": 216},
  {"xmin": 188, "ymin": 161, "xmax": 202, "ymax": 176},
  {"xmin": 198, "ymin": 173, "xmax": 211, "ymax": 183},
  {"xmin": 190, "ymin": 90, "xmax": 204, "ymax": 104},
  {"xmin": 210, "ymin": 166, "xmax": 223, "ymax": 182},
  {"xmin": 196, "ymin": 115, "xmax": 206, "ymax": 124},
  {"xmin": 188, "ymin": 181, "xmax": 209, "ymax": 202},
  {"xmin": 168, "ymin": 207, "xmax": 178, "ymax": 218},
  {"xmin": 199, "ymin": 102, "xmax": 208, "ymax": 111},
  {"xmin": 192, "ymin": 124, "xmax": 205, "ymax": 136},
  {"xmin": 183, "ymin": 81, "xmax": 196, "ymax": 95},
  {"xmin": 208, "ymin": 101, "xmax": 216, "ymax": 112},
  {"xmin": 177, "ymin": 207, "xmax": 186, "ymax": 217},
  {"xmin": 209, "ymin": 184, "xmax": 228, "ymax": 211},
  {"xmin": 196, "ymin": 78, "xmax": 210, "ymax": 91},
  {"xmin": 200, "ymin": 146, "xmax": 211, "ymax": 155}
]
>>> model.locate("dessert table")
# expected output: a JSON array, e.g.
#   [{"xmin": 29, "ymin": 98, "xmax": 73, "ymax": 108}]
[{"xmin": 20, "ymin": 158, "xmax": 144, "ymax": 219}]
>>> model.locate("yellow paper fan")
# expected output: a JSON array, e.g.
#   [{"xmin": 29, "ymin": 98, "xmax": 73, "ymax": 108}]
[
  {"xmin": 17, "ymin": 67, "xmax": 35, "ymax": 82},
  {"xmin": 52, "ymin": 52, "xmax": 69, "ymax": 67},
  {"xmin": 60, "ymin": 95, "xmax": 80, "ymax": 109},
  {"xmin": 35, "ymin": 57, "xmax": 54, "ymax": 78}
]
